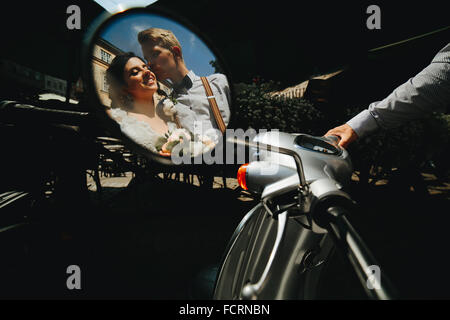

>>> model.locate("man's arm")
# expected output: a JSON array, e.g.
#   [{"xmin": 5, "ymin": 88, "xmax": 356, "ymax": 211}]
[{"xmin": 327, "ymin": 43, "xmax": 450, "ymax": 147}]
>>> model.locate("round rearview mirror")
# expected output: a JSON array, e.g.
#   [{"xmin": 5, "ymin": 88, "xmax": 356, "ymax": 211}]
[{"xmin": 82, "ymin": 7, "xmax": 232, "ymax": 165}]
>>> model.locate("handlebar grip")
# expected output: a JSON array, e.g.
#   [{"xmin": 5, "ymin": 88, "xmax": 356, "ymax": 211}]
[{"xmin": 323, "ymin": 135, "xmax": 341, "ymax": 145}]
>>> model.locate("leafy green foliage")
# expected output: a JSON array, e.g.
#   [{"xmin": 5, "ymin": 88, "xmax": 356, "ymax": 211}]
[
  {"xmin": 233, "ymin": 80, "xmax": 325, "ymax": 135},
  {"xmin": 233, "ymin": 80, "xmax": 450, "ymax": 181}
]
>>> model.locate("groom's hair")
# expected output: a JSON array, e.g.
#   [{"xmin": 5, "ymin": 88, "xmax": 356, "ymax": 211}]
[{"xmin": 138, "ymin": 28, "xmax": 183, "ymax": 57}]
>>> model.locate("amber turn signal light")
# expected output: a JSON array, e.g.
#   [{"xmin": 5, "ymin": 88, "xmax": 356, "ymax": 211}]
[{"xmin": 237, "ymin": 163, "xmax": 249, "ymax": 190}]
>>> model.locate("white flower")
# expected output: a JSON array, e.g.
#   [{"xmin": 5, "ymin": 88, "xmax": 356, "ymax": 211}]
[
  {"xmin": 162, "ymin": 98, "xmax": 177, "ymax": 117},
  {"xmin": 197, "ymin": 134, "xmax": 217, "ymax": 150},
  {"xmin": 167, "ymin": 128, "xmax": 192, "ymax": 143},
  {"xmin": 203, "ymin": 128, "xmax": 221, "ymax": 144},
  {"xmin": 184, "ymin": 141, "xmax": 205, "ymax": 157}
]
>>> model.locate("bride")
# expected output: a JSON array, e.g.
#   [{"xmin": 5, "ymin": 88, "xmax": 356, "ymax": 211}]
[{"xmin": 105, "ymin": 52, "xmax": 211, "ymax": 156}]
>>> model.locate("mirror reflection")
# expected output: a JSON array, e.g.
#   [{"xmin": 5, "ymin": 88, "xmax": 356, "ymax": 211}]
[{"xmin": 91, "ymin": 11, "xmax": 231, "ymax": 159}]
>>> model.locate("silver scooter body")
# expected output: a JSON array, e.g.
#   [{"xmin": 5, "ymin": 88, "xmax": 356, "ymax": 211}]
[
  {"xmin": 214, "ymin": 132, "xmax": 353, "ymax": 300},
  {"xmin": 252, "ymin": 131, "xmax": 352, "ymax": 186}
]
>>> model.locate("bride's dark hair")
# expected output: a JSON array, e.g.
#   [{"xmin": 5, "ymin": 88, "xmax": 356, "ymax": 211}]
[{"xmin": 107, "ymin": 52, "xmax": 146, "ymax": 85}]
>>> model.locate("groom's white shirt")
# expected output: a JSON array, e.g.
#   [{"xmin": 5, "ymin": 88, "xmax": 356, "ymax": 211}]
[{"xmin": 171, "ymin": 70, "xmax": 231, "ymax": 132}]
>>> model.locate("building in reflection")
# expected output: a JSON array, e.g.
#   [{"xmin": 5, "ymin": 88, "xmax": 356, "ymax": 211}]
[{"xmin": 91, "ymin": 38, "xmax": 125, "ymax": 107}]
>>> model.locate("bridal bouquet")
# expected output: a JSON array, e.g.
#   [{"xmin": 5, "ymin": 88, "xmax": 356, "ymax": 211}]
[
  {"xmin": 155, "ymin": 128, "xmax": 191, "ymax": 156},
  {"xmin": 155, "ymin": 129, "xmax": 217, "ymax": 158},
  {"xmin": 156, "ymin": 97, "xmax": 218, "ymax": 158}
]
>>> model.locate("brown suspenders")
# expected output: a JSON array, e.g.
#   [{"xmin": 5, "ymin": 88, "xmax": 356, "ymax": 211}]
[
  {"xmin": 200, "ymin": 76, "xmax": 226, "ymax": 134},
  {"xmin": 174, "ymin": 116, "xmax": 182, "ymax": 129}
]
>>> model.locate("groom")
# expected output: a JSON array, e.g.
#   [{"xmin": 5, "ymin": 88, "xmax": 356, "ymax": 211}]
[{"xmin": 138, "ymin": 27, "xmax": 231, "ymax": 136}]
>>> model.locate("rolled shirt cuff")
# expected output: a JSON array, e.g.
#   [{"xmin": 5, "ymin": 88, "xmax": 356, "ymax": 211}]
[{"xmin": 346, "ymin": 108, "xmax": 380, "ymax": 139}]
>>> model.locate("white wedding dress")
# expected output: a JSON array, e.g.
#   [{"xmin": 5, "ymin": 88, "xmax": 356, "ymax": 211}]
[
  {"xmin": 109, "ymin": 101, "xmax": 220, "ymax": 157},
  {"xmin": 109, "ymin": 108, "xmax": 178, "ymax": 153}
]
